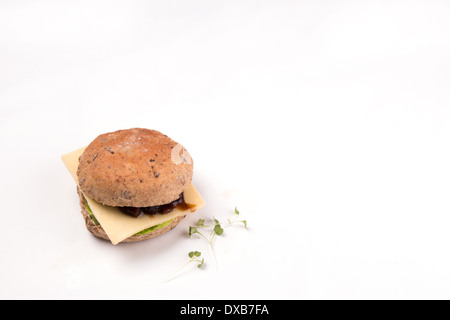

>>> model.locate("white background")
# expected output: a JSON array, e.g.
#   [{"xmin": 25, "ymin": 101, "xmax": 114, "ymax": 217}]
[{"xmin": 1, "ymin": 0, "xmax": 450, "ymax": 300}]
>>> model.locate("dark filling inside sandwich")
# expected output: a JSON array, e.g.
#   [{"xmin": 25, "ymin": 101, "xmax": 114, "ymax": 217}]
[{"xmin": 119, "ymin": 193, "xmax": 195, "ymax": 217}]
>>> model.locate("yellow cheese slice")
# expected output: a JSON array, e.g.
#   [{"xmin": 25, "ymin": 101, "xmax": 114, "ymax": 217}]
[{"xmin": 61, "ymin": 147, "xmax": 205, "ymax": 245}]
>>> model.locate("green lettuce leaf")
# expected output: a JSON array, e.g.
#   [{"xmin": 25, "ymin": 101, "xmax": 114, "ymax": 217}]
[
  {"xmin": 85, "ymin": 200, "xmax": 100, "ymax": 226},
  {"xmin": 134, "ymin": 219, "xmax": 173, "ymax": 235}
]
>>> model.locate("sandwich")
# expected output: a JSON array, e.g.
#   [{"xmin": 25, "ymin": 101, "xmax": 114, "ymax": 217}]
[{"xmin": 61, "ymin": 128, "xmax": 205, "ymax": 245}]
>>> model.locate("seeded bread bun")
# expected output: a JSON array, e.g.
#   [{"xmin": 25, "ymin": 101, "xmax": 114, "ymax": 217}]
[
  {"xmin": 77, "ymin": 188, "xmax": 186, "ymax": 242},
  {"xmin": 77, "ymin": 128, "xmax": 193, "ymax": 207}
]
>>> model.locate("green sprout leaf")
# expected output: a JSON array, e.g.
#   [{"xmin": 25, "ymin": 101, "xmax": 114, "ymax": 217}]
[
  {"xmin": 234, "ymin": 207, "xmax": 240, "ymax": 215},
  {"xmin": 197, "ymin": 219, "xmax": 205, "ymax": 226},
  {"xmin": 214, "ymin": 224, "xmax": 224, "ymax": 236},
  {"xmin": 189, "ymin": 226, "xmax": 198, "ymax": 238},
  {"xmin": 188, "ymin": 250, "xmax": 202, "ymax": 258},
  {"xmin": 198, "ymin": 258, "xmax": 204, "ymax": 269}
]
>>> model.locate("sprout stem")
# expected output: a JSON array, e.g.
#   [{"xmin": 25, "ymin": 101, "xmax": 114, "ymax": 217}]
[{"xmin": 164, "ymin": 260, "xmax": 192, "ymax": 283}]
